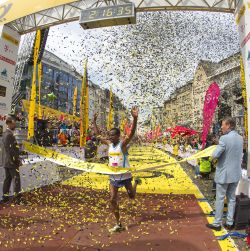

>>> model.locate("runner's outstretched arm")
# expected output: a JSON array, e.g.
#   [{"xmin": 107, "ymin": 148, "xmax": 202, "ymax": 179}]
[
  {"xmin": 122, "ymin": 107, "xmax": 138, "ymax": 151},
  {"xmin": 93, "ymin": 113, "xmax": 110, "ymax": 145}
]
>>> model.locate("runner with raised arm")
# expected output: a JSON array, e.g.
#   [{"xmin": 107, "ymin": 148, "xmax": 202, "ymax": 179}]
[{"xmin": 93, "ymin": 107, "xmax": 140, "ymax": 233}]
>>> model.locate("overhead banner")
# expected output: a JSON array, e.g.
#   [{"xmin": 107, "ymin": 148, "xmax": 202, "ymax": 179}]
[
  {"xmin": 22, "ymin": 99, "xmax": 80, "ymax": 122},
  {"xmin": 0, "ymin": 0, "xmax": 76, "ymax": 25},
  {"xmin": 235, "ymin": 0, "xmax": 250, "ymax": 176}
]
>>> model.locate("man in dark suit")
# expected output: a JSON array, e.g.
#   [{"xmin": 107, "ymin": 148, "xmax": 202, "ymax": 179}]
[{"xmin": 2, "ymin": 116, "xmax": 22, "ymax": 203}]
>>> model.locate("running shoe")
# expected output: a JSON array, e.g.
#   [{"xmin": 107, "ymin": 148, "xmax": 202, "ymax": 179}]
[
  {"xmin": 109, "ymin": 223, "xmax": 125, "ymax": 233},
  {"xmin": 135, "ymin": 177, "xmax": 142, "ymax": 185}
]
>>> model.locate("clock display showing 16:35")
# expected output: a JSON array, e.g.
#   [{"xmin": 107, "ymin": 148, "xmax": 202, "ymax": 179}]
[{"xmin": 89, "ymin": 6, "xmax": 132, "ymax": 19}]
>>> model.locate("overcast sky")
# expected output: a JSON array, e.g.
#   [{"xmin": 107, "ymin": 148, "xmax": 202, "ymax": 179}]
[{"xmin": 45, "ymin": 11, "xmax": 239, "ymax": 121}]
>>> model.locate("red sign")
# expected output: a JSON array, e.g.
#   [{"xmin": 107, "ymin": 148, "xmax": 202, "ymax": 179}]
[
  {"xmin": 0, "ymin": 115, "xmax": 7, "ymax": 121},
  {"xmin": 0, "ymin": 55, "xmax": 15, "ymax": 65}
]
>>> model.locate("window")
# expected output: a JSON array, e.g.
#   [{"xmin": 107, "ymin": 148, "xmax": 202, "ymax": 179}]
[
  {"xmin": 43, "ymin": 65, "xmax": 47, "ymax": 74},
  {"xmin": 59, "ymin": 85, "xmax": 64, "ymax": 92},
  {"xmin": 63, "ymin": 73, "xmax": 69, "ymax": 82},
  {"xmin": 0, "ymin": 85, "xmax": 6, "ymax": 97},
  {"xmin": 69, "ymin": 76, "xmax": 73, "ymax": 84},
  {"xmin": 54, "ymin": 70, "xmax": 60, "ymax": 81}
]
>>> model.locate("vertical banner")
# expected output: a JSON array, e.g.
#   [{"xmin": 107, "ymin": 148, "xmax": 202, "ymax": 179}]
[
  {"xmin": 201, "ymin": 82, "xmax": 220, "ymax": 149},
  {"xmin": 85, "ymin": 75, "xmax": 89, "ymax": 133},
  {"xmin": 38, "ymin": 62, "xmax": 42, "ymax": 119},
  {"xmin": 120, "ymin": 113, "xmax": 125, "ymax": 134},
  {"xmin": 155, "ymin": 125, "xmax": 161, "ymax": 140},
  {"xmin": 235, "ymin": 0, "xmax": 250, "ymax": 176},
  {"xmin": 73, "ymin": 86, "xmax": 77, "ymax": 116},
  {"xmin": 0, "ymin": 26, "xmax": 20, "ymax": 135},
  {"xmin": 240, "ymin": 56, "xmax": 248, "ymax": 138},
  {"xmin": 150, "ymin": 114, "xmax": 156, "ymax": 134},
  {"xmin": 27, "ymin": 30, "xmax": 41, "ymax": 140},
  {"xmin": 107, "ymin": 88, "xmax": 113, "ymax": 130},
  {"xmin": 80, "ymin": 59, "xmax": 88, "ymax": 147}
]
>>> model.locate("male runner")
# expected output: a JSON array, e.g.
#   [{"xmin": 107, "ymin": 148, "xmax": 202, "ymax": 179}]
[{"xmin": 93, "ymin": 107, "xmax": 140, "ymax": 233}]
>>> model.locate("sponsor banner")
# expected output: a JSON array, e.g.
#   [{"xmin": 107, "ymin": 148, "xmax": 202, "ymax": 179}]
[
  {"xmin": 0, "ymin": 25, "xmax": 20, "ymax": 131},
  {"xmin": 0, "ymin": 0, "xmax": 76, "ymax": 25},
  {"xmin": 235, "ymin": 0, "xmax": 250, "ymax": 176}
]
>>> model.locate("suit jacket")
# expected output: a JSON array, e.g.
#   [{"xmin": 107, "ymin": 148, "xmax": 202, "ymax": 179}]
[
  {"xmin": 2, "ymin": 128, "xmax": 20, "ymax": 169},
  {"xmin": 212, "ymin": 130, "xmax": 243, "ymax": 184}
]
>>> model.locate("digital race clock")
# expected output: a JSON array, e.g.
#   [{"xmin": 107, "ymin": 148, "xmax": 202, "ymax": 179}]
[{"xmin": 79, "ymin": 3, "xmax": 136, "ymax": 29}]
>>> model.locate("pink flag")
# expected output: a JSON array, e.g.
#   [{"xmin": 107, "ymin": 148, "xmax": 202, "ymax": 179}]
[{"xmin": 202, "ymin": 82, "xmax": 220, "ymax": 149}]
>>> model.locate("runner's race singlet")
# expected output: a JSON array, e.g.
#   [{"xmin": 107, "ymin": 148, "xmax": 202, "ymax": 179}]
[{"xmin": 108, "ymin": 142, "xmax": 132, "ymax": 181}]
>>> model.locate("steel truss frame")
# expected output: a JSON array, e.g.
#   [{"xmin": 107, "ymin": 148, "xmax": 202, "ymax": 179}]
[{"xmin": 7, "ymin": 0, "xmax": 239, "ymax": 34}]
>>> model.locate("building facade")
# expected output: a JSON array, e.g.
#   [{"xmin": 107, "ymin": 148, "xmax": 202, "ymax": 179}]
[
  {"xmin": 163, "ymin": 52, "xmax": 245, "ymax": 135},
  {"xmin": 163, "ymin": 81, "xmax": 193, "ymax": 129},
  {"xmin": 152, "ymin": 106, "xmax": 164, "ymax": 128},
  {"xmin": 20, "ymin": 50, "xmax": 82, "ymax": 114},
  {"xmin": 19, "ymin": 50, "xmax": 126, "ymax": 129},
  {"xmin": 191, "ymin": 60, "xmax": 219, "ymax": 131}
]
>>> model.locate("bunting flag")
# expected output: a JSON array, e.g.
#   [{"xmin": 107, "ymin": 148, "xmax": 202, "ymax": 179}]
[
  {"xmin": 240, "ymin": 56, "xmax": 248, "ymax": 138},
  {"xmin": 146, "ymin": 131, "xmax": 153, "ymax": 141},
  {"xmin": 120, "ymin": 113, "xmax": 126, "ymax": 134},
  {"xmin": 80, "ymin": 59, "xmax": 88, "ymax": 147},
  {"xmin": 201, "ymin": 82, "xmax": 220, "ymax": 149},
  {"xmin": 151, "ymin": 128, "xmax": 155, "ymax": 140},
  {"xmin": 38, "ymin": 62, "xmax": 42, "ymax": 119},
  {"xmin": 124, "ymin": 121, "xmax": 132, "ymax": 136},
  {"xmin": 107, "ymin": 88, "xmax": 114, "ymax": 130},
  {"xmin": 151, "ymin": 114, "xmax": 156, "ymax": 130},
  {"xmin": 154, "ymin": 125, "xmax": 162, "ymax": 139},
  {"xmin": 27, "ymin": 30, "xmax": 41, "ymax": 140},
  {"xmin": 73, "ymin": 86, "xmax": 77, "ymax": 117}
]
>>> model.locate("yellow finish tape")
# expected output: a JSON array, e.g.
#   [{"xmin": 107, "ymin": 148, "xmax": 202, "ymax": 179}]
[{"xmin": 23, "ymin": 142, "xmax": 218, "ymax": 175}]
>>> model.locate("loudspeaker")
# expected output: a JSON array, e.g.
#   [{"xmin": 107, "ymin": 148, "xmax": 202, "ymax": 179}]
[{"xmin": 234, "ymin": 193, "xmax": 250, "ymax": 230}]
